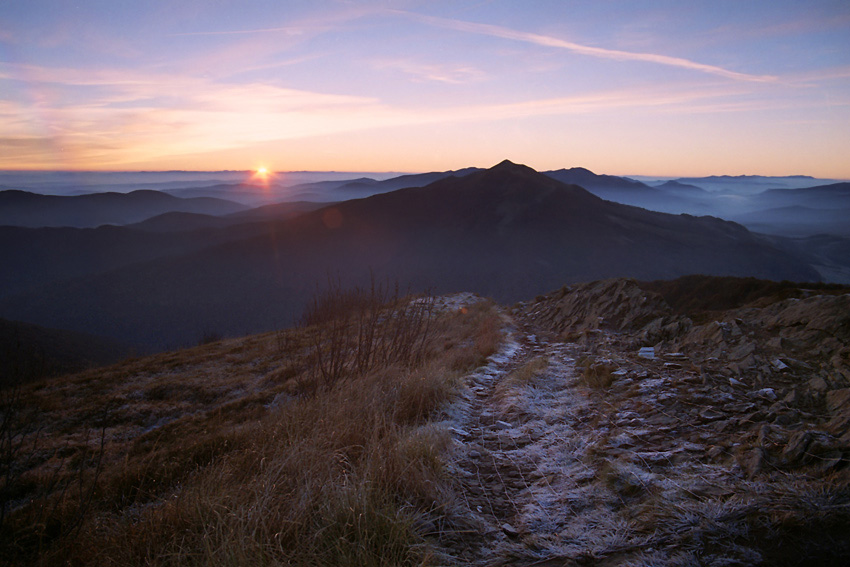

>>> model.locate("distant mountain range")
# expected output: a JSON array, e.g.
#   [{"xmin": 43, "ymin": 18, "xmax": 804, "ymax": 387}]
[
  {"xmin": 0, "ymin": 189, "xmax": 248, "ymax": 228},
  {"xmin": 0, "ymin": 160, "xmax": 826, "ymax": 352}
]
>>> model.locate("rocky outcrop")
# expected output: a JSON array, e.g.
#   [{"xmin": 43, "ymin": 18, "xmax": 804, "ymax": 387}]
[
  {"xmin": 519, "ymin": 280, "xmax": 850, "ymax": 479},
  {"xmin": 519, "ymin": 278, "xmax": 673, "ymax": 336}
]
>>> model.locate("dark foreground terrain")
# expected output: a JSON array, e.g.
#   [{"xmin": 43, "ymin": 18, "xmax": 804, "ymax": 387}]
[{"xmin": 2, "ymin": 276, "xmax": 849, "ymax": 566}]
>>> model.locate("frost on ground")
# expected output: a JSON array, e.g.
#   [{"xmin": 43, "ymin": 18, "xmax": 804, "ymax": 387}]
[{"xmin": 433, "ymin": 282, "xmax": 850, "ymax": 566}]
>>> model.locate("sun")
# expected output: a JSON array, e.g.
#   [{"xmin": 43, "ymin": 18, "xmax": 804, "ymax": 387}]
[{"xmin": 252, "ymin": 166, "xmax": 272, "ymax": 185}]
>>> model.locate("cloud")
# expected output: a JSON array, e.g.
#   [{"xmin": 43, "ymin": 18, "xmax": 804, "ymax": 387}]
[
  {"xmin": 371, "ymin": 59, "xmax": 487, "ymax": 84},
  {"xmin": 396, "ymin": 11, "xmax": 777, "ymax": 83},
  {"xmin": 169, "ymin": 25, "xmax": 323, "ymax": 37},
  {"xmin": 0, "ymin": 58, "xmax": 781, "ymax": 170}
]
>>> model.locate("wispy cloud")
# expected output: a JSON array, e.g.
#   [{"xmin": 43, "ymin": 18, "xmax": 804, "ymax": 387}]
[
  {"xmin": 0, "ymin": 58, "xmax": 798, "ymax": 170},
  {"xmin": 396, "ymin": 11, "xmax": 777, "ymax": 83},
  {"xmin": 169, "ymin": 26, "xmax": 321, "ymax": 37},
  {"xmin": 371, "ymin": 58, "xmax": 487, "ymax": 84}
]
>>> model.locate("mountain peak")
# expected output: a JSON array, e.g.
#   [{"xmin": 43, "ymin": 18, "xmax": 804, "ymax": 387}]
[{"xmin": 489, "ymin": 159, "xmax": 536, "ymax": 174}]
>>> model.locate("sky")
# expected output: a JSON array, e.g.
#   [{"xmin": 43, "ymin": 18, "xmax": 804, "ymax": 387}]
[{"xmin": 1, "ymin": 0, "xmax": 849, "ymax": 177}]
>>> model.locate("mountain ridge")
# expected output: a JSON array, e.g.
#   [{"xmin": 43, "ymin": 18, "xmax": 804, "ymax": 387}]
[{"xmin": 0, "ymin": 160, "xmax": 822, "ymax": 350}]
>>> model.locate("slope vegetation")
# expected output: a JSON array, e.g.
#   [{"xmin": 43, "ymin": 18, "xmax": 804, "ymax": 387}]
[
  {"xmin": 4, "ymin": 278, "xmax": 849, "ymax": 566},
  {"xmin": 0, "ymin": 289, "xmax": 503, "ymax": 566}
]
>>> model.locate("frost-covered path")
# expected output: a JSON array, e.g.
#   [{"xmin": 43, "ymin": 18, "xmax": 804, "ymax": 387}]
[{"xmin": 440, "ymin": 309, "xmax": 596, "ymax": 565}]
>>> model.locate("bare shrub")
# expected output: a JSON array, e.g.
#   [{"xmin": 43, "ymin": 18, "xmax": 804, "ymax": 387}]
[{"xmin": 301, "ymin": 275, "xmax": 435, "ymax": 389}]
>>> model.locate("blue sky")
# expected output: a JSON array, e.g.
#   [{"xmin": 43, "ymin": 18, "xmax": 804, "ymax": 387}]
[{"xmin": 1, "ymin": 0, "xmax": 849, "ymax": 176}]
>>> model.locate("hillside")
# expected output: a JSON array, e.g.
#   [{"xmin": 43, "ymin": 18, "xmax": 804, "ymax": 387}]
[
  {"xmin": 0, "ymin": 318, "xmax": 129, "ymax": 387},
  {"xmin": 0, "ymin": 189, "xmax": 248, "ymax": 228},
  {"xmin": 3, "ymin": 278, "xmax": 848, "ymax": 566},
  {"xmin": 0, "ymin": 161, "xmax": 822, "ymax": 351}
]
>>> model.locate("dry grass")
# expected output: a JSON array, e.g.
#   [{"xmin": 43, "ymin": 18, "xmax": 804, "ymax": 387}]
[
  {"xmin": 577, "ymin": 356, "xmax": 618, "ymax": 389},
  {"xmin": 0, "ymin": 295, "xmax": 502, "ymax": 566}
]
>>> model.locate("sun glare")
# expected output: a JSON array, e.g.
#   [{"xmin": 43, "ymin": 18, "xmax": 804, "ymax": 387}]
[{"xmin": 252, "ymin": 166, "xmax": 272, "ymax": 186}]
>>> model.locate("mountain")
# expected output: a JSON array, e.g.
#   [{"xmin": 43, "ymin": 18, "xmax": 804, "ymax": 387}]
[
  {"xmin": 653, "ymin": 180, "xmax": 709, "ymax": 195},
  {"xmin": 753, "ymin": 182, "xmax": 850, "ymax": 209},
  {"xmin": 0, "ymin": 222, "xmax": 273, "ymax": 299},
  {"xmin": 0, "ymin": 160, "xmax": 821, "ymax": 351},
  {"xmin": 543, "ymin": 167, "xmax": 696, "ymax": 213},
  {"xmin": 163, "ymin": 183, "xmax": 285, "ymax": 206},
  {"xmin": 288, "ymin": 168, "xmax": 482, "ymax": 202},
  {"xmin": 672, "ymin": 174, "xmax": 836, "ymax": 195},
  {"xmin": 129, "ymin": 201, "xmax": 326, "ymax": 232},
  {"xmin": 730, "ymin": 205, "xmax": 850, "ymax": 238},
  {"xmin": 767, "ymin": 233, "xmax": 850, "ymax": 283},
  {"xmin": 544, "ymin": 167, "xmax": 648, "ymax": 190},
  {"xmin": 125, "ymin": 211, "xmax": 239, "ymax": 232},
  {"xmin": 0, "ymin": 189, "xmax": 248, "ymax": 228}
]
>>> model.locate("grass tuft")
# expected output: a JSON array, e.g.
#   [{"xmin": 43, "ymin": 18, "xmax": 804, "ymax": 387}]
[{"xmin": 577, "ymin": 356, "xmax": 618, "ymax": 389}]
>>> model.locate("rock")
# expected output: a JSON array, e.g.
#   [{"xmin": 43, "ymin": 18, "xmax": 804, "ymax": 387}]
[
  {"xmin": 728, "ymin": 321, "xmax": 743, "ymax": 338},
  {"xmin": 826, "ymin": 389, "xmax": 850, "ymax": 417},
  {"xmin": 772, "ymin": 358, "xmax": 789, "ymax": 371},
  {"xmin": 495, "ymin": 420, "xmax": 512, "ymax": 430},
  {"xmin": 741, "ymin": 411, "xmax": 766, "ymax": 425},
  {"xmin": 808, "ymin": 376, "xmax": 829, "ymax": 392},
  {"xmin": 782, "ymin": 357, "xmax": 812, "ymax": 372},
  {"xmin": 450, "ymin": 426, "xmax": 470, "ymax": 438},
  {"xmin": 826, "ymin": 389, "xmax": 850, "ymax": 436},
  {"xmin": 501, "ymin": 523, "xmax": 519, "ymax": 537},
  {"xmin": 520, "ymin": 279, "xmax": 672, "ymax": 335},
  {"xmin": 737, "ymin": 447, "xmax": 765, "ymax": 479},
  {"xmin": 645, "ymin": 414, "xmax": 678, "ymax": 426},
  {"xmin": 782, "ymin": 389, "xmax": 799, "ymax": 406},
  {"xmin": 754, "ymin": 388, "xmax": 777, "ymax": 401},
  {"xmin": 730, "ymin": 342, "xmax": 756, "ymax": 361},
  {"xmin": 781, "ymin": 431, "xmax": 814, "ymax": 465},
  {"xmin": 699, "ymin": 408, "xmax": 724, "ymax": 422},
  {"xmin": 758, "ymin": 424, "xmax": 787, "ymax": 449},
  {"xmin": 772, "ymin": 412, "xmax": 797, "ymax": 427},
  {"xmin": 737, "ymin": 354, "xmax": 758, "ymax": 371},
  {"xmin": 636, "ymin": 450, "xmax": 677, "ymax": 465},
  {"xmin": 638, "ymin": 347, "xmax": 655, "ymax": 359}
]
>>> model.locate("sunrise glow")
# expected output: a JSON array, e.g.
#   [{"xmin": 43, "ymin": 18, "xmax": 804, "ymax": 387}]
[{"xmin": 1, "ymin": 1, "xmax": 849, "ymax": 177}]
